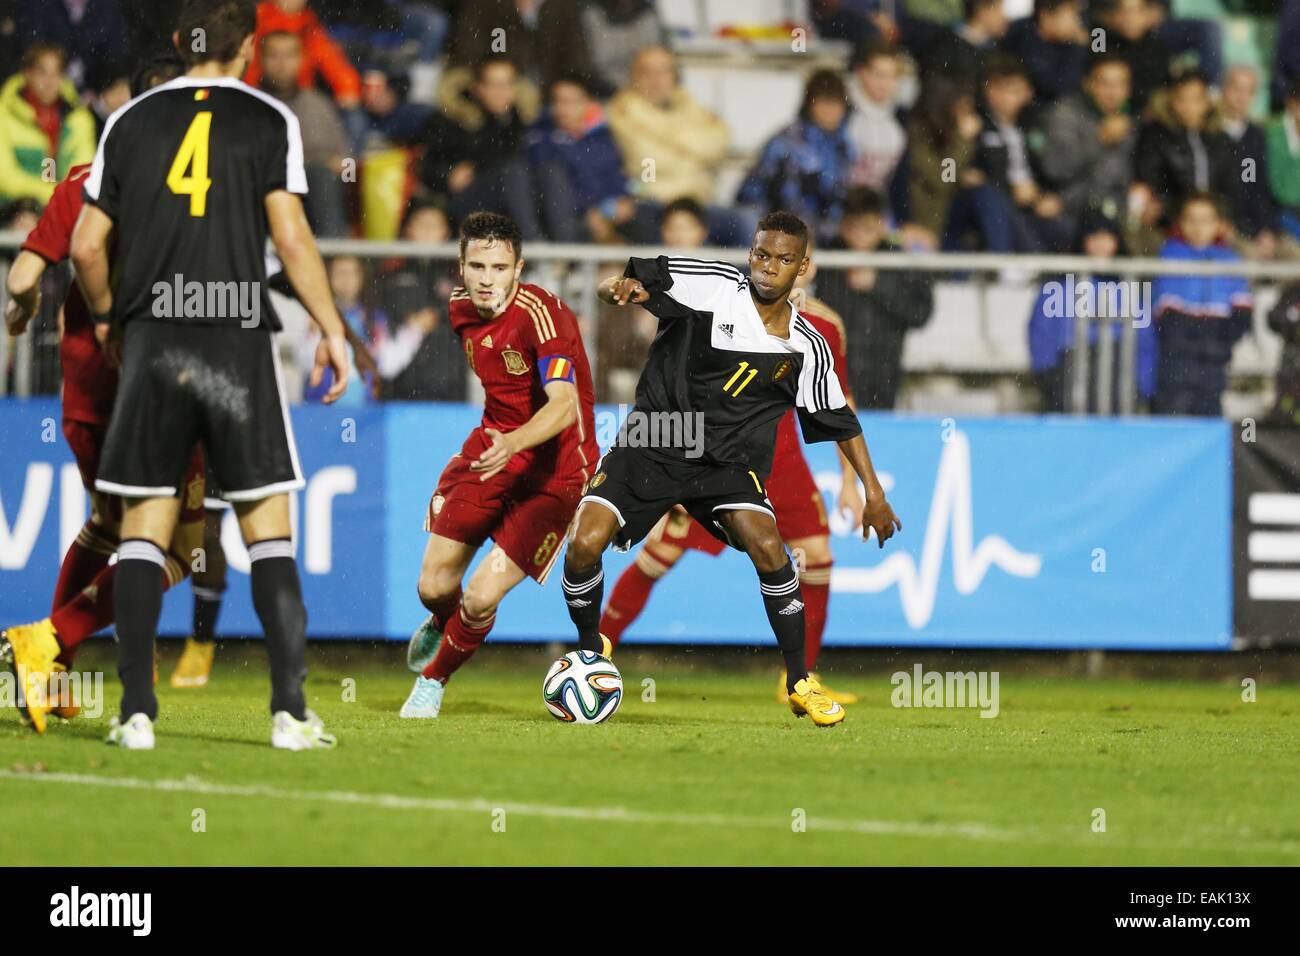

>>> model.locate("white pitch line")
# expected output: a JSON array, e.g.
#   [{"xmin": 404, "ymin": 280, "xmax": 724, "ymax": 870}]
[{"xmin": 0, "ymin": 769, "xmax": 1020, "ymax": 842}]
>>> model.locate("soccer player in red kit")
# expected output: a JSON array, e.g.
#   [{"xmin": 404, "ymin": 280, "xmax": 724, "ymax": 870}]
[
  {"xmin": 598, "ymin": 272, "xmax": 864, "ymax": 704},
  {"xmin": 399, "ymin": 211, "xmax": 598, "ymax": 718},
  {"xmin": 0, "ymin": 55, "xmax": 208, "ymax": 733}
]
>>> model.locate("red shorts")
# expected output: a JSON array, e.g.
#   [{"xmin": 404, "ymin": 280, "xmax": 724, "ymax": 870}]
[
  {"xmin": 658, "ymin": 450, "xmax": 828, "ymax": 556},
  {"xmin": 424, "ymin": 452, "xmax": 582, "ymax": 584},
  {"xmin": 63, "ymin": 419, "xmax": 206, "ymax": 524}
]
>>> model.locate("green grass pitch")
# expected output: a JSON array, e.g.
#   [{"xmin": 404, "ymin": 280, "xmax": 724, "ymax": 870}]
[{"xmin": 2, "ymin": 643, "xmax": 1298, "ymax": 866}]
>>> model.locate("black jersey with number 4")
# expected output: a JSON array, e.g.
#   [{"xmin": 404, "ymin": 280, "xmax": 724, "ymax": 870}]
[
  {"xmin": 622, "ymin": 255, "xmax": 862, "ymax": 478},
  {"xmin": 83, "ymin": 75, "xmax": 307, "ymax": 331}
]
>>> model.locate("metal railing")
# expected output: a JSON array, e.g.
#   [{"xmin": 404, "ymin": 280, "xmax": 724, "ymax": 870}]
[{"xmin": 4, "ymin": 231, "xmax": 1298, "ymax": 413}]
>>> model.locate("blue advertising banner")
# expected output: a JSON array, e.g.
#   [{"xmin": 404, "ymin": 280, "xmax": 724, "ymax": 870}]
[{"xmin": 0, "ymin": 400, "xmax": 1231, "ymax": 649}]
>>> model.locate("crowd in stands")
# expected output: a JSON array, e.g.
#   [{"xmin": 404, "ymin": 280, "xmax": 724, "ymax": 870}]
[{"xmin": 2, "ymin": 0, "xmax": 1300, "ymax": 419}]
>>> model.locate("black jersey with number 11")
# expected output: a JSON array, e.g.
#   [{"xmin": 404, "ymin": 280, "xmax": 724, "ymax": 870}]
[
  {"xmin": 621, "ymin": 255, "xmax": 862, "ymax": 479},
  {"xmin": 83, "ymin": 75, "xmax": 307, "ymax": 331}
]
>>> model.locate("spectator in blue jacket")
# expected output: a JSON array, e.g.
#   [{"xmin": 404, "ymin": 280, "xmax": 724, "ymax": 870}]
[
  {"xmin": 1002, "ymin": 0, "xmax": 1090, "ymax": 107},
  {"xmin": 16, "ymin": 0, "xmax": 129, "ymax": 91},
  {"xmin": 528, "ymin": 72, "xmax": 645, "ymax": 243},
  {"xmin": 1028, "ymin": 199, "xmax": 1156, "ymax": 412},
  {"xmin": 1152, "ymin": 193, "xmax": 1255, "ymax": 417},
  {"xmin": 736, "ymin": 69, "xmax": 856, "ymax": 243}
]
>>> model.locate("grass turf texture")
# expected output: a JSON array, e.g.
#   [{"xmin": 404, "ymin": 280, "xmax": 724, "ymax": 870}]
[{"xmin": 2, "ymin": 643, "xmax": 1297, "ymax": 866}]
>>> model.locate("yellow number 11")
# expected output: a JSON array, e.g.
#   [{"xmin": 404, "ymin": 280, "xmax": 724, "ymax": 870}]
[
  {"xmin": 723, "ymin": 361, "xmax": 758, "ymax": 397},
  {"xmin": 167, "ymin": 112, "xmax": 213, "ymax": 217}
]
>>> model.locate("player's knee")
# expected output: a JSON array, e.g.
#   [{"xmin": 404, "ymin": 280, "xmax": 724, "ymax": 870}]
[
  {"xmin": 417, "ymin": 569, "xmax": 460, "ymax": 610},
  {"xmin": 565, "ymin": 527, "xmax": 607, "ymax": 571},
  {"xmin": 460, "ymin": 581, "xmax": 501, "ymax": 620},
  {"xmin": 746, "ymin": 532, "xmax": 787, "ymax": 574}
]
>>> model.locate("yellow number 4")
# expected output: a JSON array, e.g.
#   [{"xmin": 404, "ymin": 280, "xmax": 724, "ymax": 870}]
[
  {"xmin": 723, "ymin": 361, "xmax": 758, "ymax": 397},
  {"xmin": 167, "ymin": 112, "xmax": 213, "ymax": 217}
]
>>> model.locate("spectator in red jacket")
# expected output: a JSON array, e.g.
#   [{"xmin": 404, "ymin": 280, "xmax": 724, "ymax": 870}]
[{"xmin": 243, "ymin": 0, "xmax": 360, "ymax": 108}]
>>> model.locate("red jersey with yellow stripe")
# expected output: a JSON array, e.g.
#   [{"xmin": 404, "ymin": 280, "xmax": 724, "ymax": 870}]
[{"xmin": 449, "ymin": 282, "xmax": 598, "ymax": 488}]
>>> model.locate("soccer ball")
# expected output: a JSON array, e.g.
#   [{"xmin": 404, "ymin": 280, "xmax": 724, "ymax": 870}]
[{"xmin": 542, "ymin": 651, "xmax": 622, "ymax": 724}]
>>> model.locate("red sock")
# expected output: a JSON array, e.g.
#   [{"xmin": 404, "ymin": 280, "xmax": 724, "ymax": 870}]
[
  {"xmin": 422, "ymin": 602, "xmax": 495, "ymax": 683},
  {"xmin": 53, "ymin": 550, "xmax": 188, "ymax": 664},
  {"xmin": 801, "ymin": 561, "xmax": 832, "ymax": 671},
  {"xmin": 600, "ymin": 547, "xmax": 673, "ymax": 646},
  {"xmin": 50, "ymin": 521, "xmax": 117, "ymax": 613},
  {"xmin": 423, "ymin": 585, "xmax": 463, "ymax": 632}
]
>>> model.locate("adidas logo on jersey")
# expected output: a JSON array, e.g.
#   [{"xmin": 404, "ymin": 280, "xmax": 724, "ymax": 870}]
[
  {"xmin": 779, "ymin": 599, "xmax": 805, "ymax": 616},
  {"xmin": 718, "ymin": 323, "xmax": 734, "ymax": 339}
]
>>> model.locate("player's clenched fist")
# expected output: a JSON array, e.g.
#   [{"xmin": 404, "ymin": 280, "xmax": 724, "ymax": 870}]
[{"xmin": 598, "ymin": 276, "xmax": 650, "ymax": 305}]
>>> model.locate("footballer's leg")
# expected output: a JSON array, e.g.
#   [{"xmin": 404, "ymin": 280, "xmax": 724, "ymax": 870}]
[
  {"xmin": 172, "ymin": 506, "xmax": 227, "ymax": 688},
  {"xmin": 720, "ymin": 508, "xmax": 845, "ymax": 727},
  {"xmin": 599, "ymin": 540, "xmax": 683, "ymax": 647},
  {"xmin": 403, "ymin": 543, "xmax": 526, "ymax": 718},
  {"xmin": 107, "ymin": 495, "xmax": 182, "ymax": 749},
  {"xmin": 407, "ymin": 532, "xmax": 477, "ymax": 674},
  {"xmin": 235, "ymin": 494, "xmax": 334, "ymax": 750},
  {"xmin": 782, "ymin": 533, "xmax": 856, "ymax": 706},
  {"xmin": 563, "ymin": 500, "xmax": 623, "ymax": 657}
]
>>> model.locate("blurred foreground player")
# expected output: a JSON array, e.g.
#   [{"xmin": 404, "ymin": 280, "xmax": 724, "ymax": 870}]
[
  {"xmin": 69, "ymin": 0, "xmax": 350, "ymax": 750},
  {"xmin": 400, "ymin": 211, "xmax": 598, "ymax": 718},
  {"xmin": 599, "ymin": 262, "xmax": 864, "ymax": 704},
  {"xmin": 0, "ymin": 54, "xmax": 207, "ymax": 734},
  {"xmin": 564, "ymin": 212, "xmax": 902, "ymax": 727}
]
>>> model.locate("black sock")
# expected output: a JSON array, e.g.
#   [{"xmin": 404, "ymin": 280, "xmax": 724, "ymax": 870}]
[
  {"xmin": 562, "ymin": 562, "xmax": 605, "ymax": 652},
  {"xmin": 758, "ymin": 559, "xmax": 807, "ymax": 692},
  {"xmin": 115, "ymin": 540, "xmax": 165, "ymax": 721},
  {"xmin": 248, "ymin": 540, "xmax": 307, "ymax": 720},
  {"xmin": 191, "ymin": 585, "xmax": 224, "ymax": 643}
]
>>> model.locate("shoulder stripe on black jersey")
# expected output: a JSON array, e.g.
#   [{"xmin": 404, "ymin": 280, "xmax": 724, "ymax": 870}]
[
  {"xmin": 793, "ymin": 317, "xmax": 832, "ymax": 411},
  {"xmin": 798, "ymin": 317, "xmax": 834, "ymax": 410},
  {"xmin": 667, "ymin": 257, "xmax": 744, "ymax": 278},
  {"xmin": 668, "ymin": 263, "xmax": 744, "ymax": 282}
]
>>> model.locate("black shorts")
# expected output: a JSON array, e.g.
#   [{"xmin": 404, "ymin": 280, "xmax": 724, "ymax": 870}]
[
  {"xmin": 96, "ymin": 321, "xmax": 303, "ymax": 503},
  {"xmin": 203, "ymin": 460, "xmax": 231, "ymax": 511},
  {"xmin": 579, "ymin": 445, "xmax": 776, "ymax": 553}
]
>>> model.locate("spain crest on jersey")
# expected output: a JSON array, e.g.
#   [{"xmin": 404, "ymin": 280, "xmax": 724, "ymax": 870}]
[
  {"xmin": 502, "ymin": 349, "xmax": 529, "ymax": 375},
  {"xmin": 772, "ymin": 359, "xmax": 793, "ymax": 383}
]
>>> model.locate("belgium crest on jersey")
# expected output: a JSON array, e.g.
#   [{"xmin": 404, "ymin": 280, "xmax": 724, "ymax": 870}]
[
  {"xmin": 502, "ymin": 349, "xmax": 529, "ymax": 375},
  {"xmin": 772, "ymin": 359, "xmax": 793, "ymax": 383}
]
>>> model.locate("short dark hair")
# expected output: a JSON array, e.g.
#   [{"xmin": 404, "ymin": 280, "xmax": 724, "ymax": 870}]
[
  {"xmin": 401, "ymin": 196, "xmax": 449, "ymax": 236},
  {"xmin": 1034, "ymin": 0, "xmax": 1078, "ymax": 18},
  {"xmin": 547, "ymin": 71, "xmax": 592, "ymax": 101},
  {"xmin": 662, "ymin": 197, "xmax": 707, "ymax": 227},
  {"xmin": 963, "ymin": 0, "xmax": 1002, "ymax": 22},
  {"xmin": 1167, "ymin": 65, "xmax": 1209, "ymax": 90},
  {"xmin": 1088, "ymin": 52, "xmax": 1131, "ymax": 76},
  {"xmin": 459, "ymin": 211, "xmax": 523, "ymax": 261},
  {"xmin": 130, "ymin": 52, "xmax": 184, "ymax": 98},
  {"xmin": 983, "ymin": 52, "xmax": 1030, "ymax": 84},
  {"xmin": 261, "ymin": 30, "xmax": 301, "ymax": 50},
  {"xmin": 1177, "ymin": 190, "xmax": 1221, "ymax": 219},
  {"xmin": 174, "ymin": 0, "xmax": 257, "ymax": 66},
  {"xmin": 800, "ymin": 69, "xmax": 848, "ymax": 119},
  {"xmin": 849, "ymin": 39, "xmax": 896, "ymax": 72},
  {"xmin": 755, "ymin": 211, "xmax": 809, "ymax": 245},
  {"xmin": 842, "ymin": 187, "xmax": 885, "ymax": 219}
]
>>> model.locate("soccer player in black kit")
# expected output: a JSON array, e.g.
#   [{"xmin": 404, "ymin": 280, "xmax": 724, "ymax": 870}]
[
  {"xmin": 70, "ymin": 0, "xmax": 350, "ymax": 749},
  {"xmin": 563, "ymin": 212, "xmax": 902, "ymax": 726}
]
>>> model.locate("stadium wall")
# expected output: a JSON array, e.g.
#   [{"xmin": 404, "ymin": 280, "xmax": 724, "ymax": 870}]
[{"xmin": 0, "ymin": 399, "xmax": 1242, "ymax": 649}]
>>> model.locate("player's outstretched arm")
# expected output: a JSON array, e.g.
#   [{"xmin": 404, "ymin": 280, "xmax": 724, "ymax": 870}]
[
  {"xmin": 597, "ymin": 276, "xmax": 649, "ymax": 306},
  {"xmin": 470, "ymin": 380, "xmax": 580, "ymax": 481},
  {"xmin": 837, "ymin": 432, "xmax": 902, "ymax": 548},
  {"xmin": 4, "ymin": 250, "xmax": 46, "ymax": 335},
  {"xmin": 265, "ymin": 190, "xmax": 349, "ymax": 403}
]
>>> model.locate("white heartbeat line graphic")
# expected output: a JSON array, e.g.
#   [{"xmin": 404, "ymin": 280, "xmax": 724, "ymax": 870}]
[{"xmin": 827, "ymin": 431, "xmax": 1042, "ymax": 629}]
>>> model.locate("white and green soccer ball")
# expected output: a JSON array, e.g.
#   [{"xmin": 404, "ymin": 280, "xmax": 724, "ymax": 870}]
[{"xmin": 543, "ymin": 651, "xmax": 623, "ymax": 724}]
